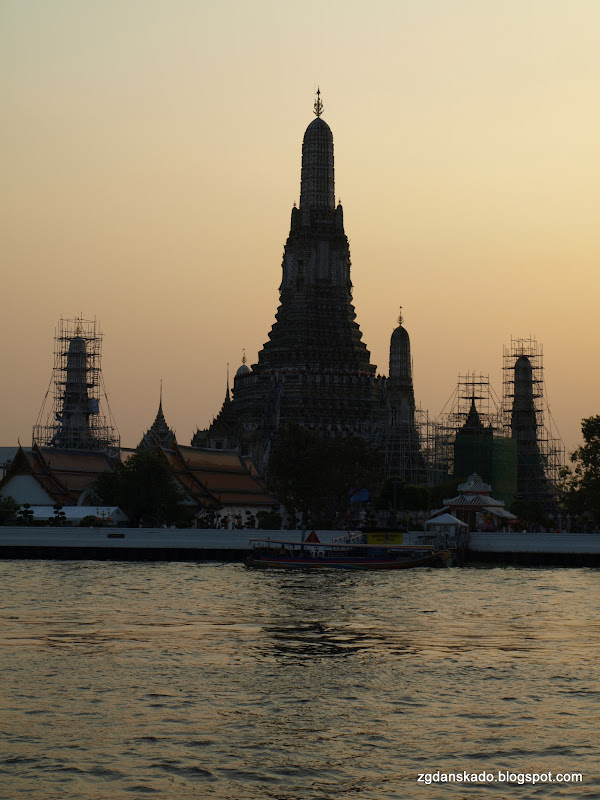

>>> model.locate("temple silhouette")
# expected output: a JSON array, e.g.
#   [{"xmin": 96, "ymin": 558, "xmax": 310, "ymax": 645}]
[
  {"xmin": 1, "ymin": 96, "xmax": 564, "ymax": 519},
  {"xmin": 192, "ymin": 91, "xmax": 423, "ymax": 479}
]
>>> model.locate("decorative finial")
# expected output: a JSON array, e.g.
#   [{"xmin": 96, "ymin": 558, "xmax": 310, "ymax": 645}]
[
  {"xmin": 159, "ymin": 379, "xmax": 163, "ymax": 409},
  {"xmin": 242, "ymin": 348, "xmax": 246, "ymax": 365},
  {"xmin": 397, "ymin": 306, "xmax": 404, "ymax": 326},
  {"xmin": 226, "ymin": 363, "xmax": 230, "ymax": 401},
  {"xmin": 313, "ymin": 87, "xmax": 323, "ymax": 118}
]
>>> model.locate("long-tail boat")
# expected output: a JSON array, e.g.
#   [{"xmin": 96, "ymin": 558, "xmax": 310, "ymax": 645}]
[{"xmin": 246, "ymin": 538, "xmax": 450, "ymax": 570}]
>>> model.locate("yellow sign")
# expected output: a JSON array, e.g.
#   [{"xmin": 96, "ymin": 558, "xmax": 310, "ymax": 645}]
[{"xmin": 366, "ymin": 532, "xmax": 403, "ymax": 545}]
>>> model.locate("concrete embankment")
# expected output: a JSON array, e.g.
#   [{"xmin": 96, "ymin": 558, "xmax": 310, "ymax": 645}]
[
  {"xmin": 0, "ymin": 527, "xmax": 340, "ymax": 562},
  {"xmin": 1, "ymin": 528, "xmax": 599, "ymax": 566},
  {"xmin": 468, "ymin": 532, "xmax": 600, "ymax": 567}
]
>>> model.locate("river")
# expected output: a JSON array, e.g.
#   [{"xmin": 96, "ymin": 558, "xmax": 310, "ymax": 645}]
[{"xmin": 1, "ymin": 561, "xmax": 598, "ymax": 799}]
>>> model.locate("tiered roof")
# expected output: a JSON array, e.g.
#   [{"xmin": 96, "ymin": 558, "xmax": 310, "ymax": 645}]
[
  {"xmin": 0, "ymin": 444, "xmax": 116, "ymax": 505},
  {"xmin": 138, "ymin": 395, "xmax": 176, "ymax": 451},
  {"xmin": 442, "ymin": 473, "xmax": 516, "ymax": 521},
  {"xmin": 168, "ymin": 444, "xmax": 276, "ymax": 508}
]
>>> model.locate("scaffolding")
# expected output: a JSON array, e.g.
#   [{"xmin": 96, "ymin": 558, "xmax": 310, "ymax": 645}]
[
  {"xmin": 415, "ymin": 406, "xmax": 452, "ymax": 487},
  {"xmin": 434, "ymin": 373, "xmax": 504, "ymax": 477},
  {"xmin": 33, "ymin": 317, "xmax": 120, "ymax": 454},
  {"xmin": 413, "ymin": 341, "xmax": 564, "ymax": 510},
  {"xmin": 501, "ymin": 337, "xmax": 565, "ymax": 506}
]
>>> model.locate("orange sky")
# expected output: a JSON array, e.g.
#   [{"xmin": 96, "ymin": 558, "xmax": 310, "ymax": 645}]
[{"xmin": 1, "ymin": 1, "xmax": 599, "ymax": 456}]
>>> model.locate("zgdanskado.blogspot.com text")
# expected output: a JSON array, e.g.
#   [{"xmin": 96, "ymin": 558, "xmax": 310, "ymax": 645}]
[{"xmin": 417, "ymin": 770, "xmax": 583, "ymax": 786}]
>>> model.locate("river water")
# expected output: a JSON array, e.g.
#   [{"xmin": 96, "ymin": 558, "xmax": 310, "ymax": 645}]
[{"xmin": 0, "ymin": 561, "xmax": 599, "ymax": 799}]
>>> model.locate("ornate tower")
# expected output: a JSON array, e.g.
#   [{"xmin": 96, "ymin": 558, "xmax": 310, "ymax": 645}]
[
  {"xmin": 198, "ymin": 93, "xmax": 383, "ymax": 467},
  {"xmin": 138, "ymin": 384, "xmax": 176, "ymax": 451},
  {"xmin": 252, "ymin": 90, "xmax": 375, "ymax": 375},
  {"xmin": 385, "ymin": 310, "xmax": 425, "ymax": 482},
  {"xmin": 510, "ymin": 354, "xmax": 548, "ymax": 503},
  {"xmin": 33, "ymin": 317, "xmax": 119, "ymax": 453},
  {"xmin": 454, "ymin": 397, "xmax": 493, "ymax": 482},
  {"xmin": 501, "ymin": 338, "xmax": 563, "ymax": 511}
]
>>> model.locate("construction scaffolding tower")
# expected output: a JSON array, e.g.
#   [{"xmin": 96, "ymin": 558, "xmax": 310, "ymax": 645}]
[
  {"xmin": 33, "ymin": 317, "xmax": 120, "ymax": 453},
  {"xmin": 501, "ymin": 337, "xmax": 564, "ymax": 508},
  {"xmin": 415, "ymin": 406, "xmax": 452, "ymax": 487},
  {"xmin": 435, "ymin": 373, "xmax": 503, "ymax": 474}
]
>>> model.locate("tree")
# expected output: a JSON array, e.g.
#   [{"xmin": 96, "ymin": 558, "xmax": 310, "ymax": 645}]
[
  {"xmin": 51, "ymin": 503, "xmax": 67, "ymax": 526},
  {"xmin": 429, "ymin": 478, "xmax": 460, "ymax": 510},
  {"xmin": 374, "ymin": 476, "xmax": 430, "ymax": 515},
  {"xmin": 256, "ymin": 510, "xmax": 283, "ymax": 530},
  {"xmin": 509, "ymin": 498, "xmax": 552, "ymax": 529},
  {"xmin": 0, "ymin": 494, "xmax": 19, "ymax": 524},
  {"xmin": 401, "ymin": 485, "xmax": 431, "ymax": 511},
  {"xmin": 17, "ymin": 503, "xmax": 34, "ymax": 526},
  {"xmin": 374, "ymin": 474, "xmax": 405, "ymax": 512},
  {"xmin": 267, "ymin": 424, "xmax": 384, "ymax": 528},
  {"xmin": 567, "ymin": 415, "xmax": 600, "ymax": 524},
  {"xmin": 89, "ymin": 450, "xmax": 189, "ymax": 526}
]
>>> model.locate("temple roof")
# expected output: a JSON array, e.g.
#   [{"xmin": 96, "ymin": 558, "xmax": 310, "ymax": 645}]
[
  {"xmin": 459, "ymin": 399, "xmax": 486, "ymax": 433},
  {"xmin": 202, "ymin": 387, "xmax": 241, "ymax": 438},
  {"xmin": 442, "ymin": 492, "xmax": 504, "ymax": 508},
  {"xmin": 457, "ymin": 473, "xmax": 492, "ymax": 494},
  {"xmin": 138, "ymin": 392, "xmax": 176, "ymax": 451},
  {"xmin": 157, "ymin": 444, "xmax": 276, "ymax": 508},
  {"xmin": 0, "ymin": 444, "xmax": 116, "ymax": 505}
]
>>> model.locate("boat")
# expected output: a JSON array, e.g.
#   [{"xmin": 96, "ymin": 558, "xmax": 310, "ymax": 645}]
[{"xmin": 246, "ymin": 537, "xmax": 450, "ymax": 570}]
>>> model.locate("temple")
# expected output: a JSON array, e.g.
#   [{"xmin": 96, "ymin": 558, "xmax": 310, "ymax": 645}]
[
  {"xmin": 194, "ymin": 92, "xmax": 386, "ymax": 470},
  {"xmin": 138, "ymin": 385, "xmax": 176, "ymax": 451},
  {"xmin": 510, "ymin": 354, "xmax": 550, "ymax": 505},
  {"xmin": 453, "ymin": 397, "xmax": 493, "ymax": 483},
  {"xmin": 32, "ymin": 317, "xmax": 119, "ymax": 454},
  {"xmin": 384, "ymin": 310, "xmax": 425, "ymax": 482},
  {"xmin": 0, "ymin": 100, "xmax": 568, "ymax": 523}
]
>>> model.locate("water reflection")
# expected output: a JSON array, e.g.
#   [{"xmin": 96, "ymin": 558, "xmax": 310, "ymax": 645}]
[
  {"xmin": 264, "ymin": 619, "xmax": 400, "ymax": 660},
  {"xmin": 1, "ymin": 562, "xmax": 599, "ymax": 799}
]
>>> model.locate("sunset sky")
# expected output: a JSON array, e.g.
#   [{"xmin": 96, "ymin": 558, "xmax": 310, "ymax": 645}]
[{"xmin": 2, "ymin": 0, "xmax": 599, "ymax": 456}]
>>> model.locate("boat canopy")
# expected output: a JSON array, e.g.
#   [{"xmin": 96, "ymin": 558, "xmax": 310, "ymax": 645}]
[{"xmin": 424, "ymin": 513, "xmax": 468, "ymax": 531}]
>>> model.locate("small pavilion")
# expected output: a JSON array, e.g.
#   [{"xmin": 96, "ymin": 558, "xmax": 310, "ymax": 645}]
[{"xmin": 438, "ymin": 473, "xmax": 517, "ymax": 531}]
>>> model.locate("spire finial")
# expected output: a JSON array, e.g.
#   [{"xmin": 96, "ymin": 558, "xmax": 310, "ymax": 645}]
[
  {"xmin": 397, "ymin": 306, "xmax": 404, "ymax": 326},
  {"xmin": 242, "ymin": 348, "xmax": 246, "ymax": 365},
  {"xmin": 313, "ymin": 87, "xmax": 323, "ymax": 118},
  {"xmin": 159, "ymin": 379, "xmax": 163, "ymax": 410}
]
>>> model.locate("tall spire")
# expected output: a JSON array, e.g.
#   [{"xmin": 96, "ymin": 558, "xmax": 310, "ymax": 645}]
[
  {"xmin": 137, "ymin": 384, "xmax": 175, "ymax": 450},
  {"xmin": 313, "ymin": 87, "xmax": 323, "ymax": 118},
  {"xmin": 226, "ymin": 363, "xmax": 230, "ymax": 402},
  {"xmin": 389, "ymin": 314, "xmax": 412, "ymax": 383},
  {"xmin": 300, "ymin": 92, "xmax": 335, "ymax": 211}
]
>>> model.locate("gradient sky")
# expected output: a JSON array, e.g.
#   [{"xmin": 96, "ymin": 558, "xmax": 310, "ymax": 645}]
[{"xmin": 2, "ymin": 0, "xmax": 599, "ymax": 456}]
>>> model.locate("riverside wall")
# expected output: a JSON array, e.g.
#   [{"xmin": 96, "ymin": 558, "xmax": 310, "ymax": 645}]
[
  {"xmin": 467, "ymin": 531, "xmax": 600, "ymax": 567},
  {"xmin": 0, "ymin": 527, "xmax": 341, "ymax": 562},
  {"xmin": 1, "ymin": 527, "xmax": 600, "ymax": 566}
]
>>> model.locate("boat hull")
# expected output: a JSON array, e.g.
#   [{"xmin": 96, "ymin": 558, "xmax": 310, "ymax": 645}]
[{"xmin": 246, "ymin": 554, "xmax": 438, "ymax": 571}]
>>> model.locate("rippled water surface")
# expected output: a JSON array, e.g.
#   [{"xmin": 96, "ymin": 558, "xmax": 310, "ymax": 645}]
[{"xmin": 1, "ymin": 561, "xmax": 599, "ymax": 799}]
